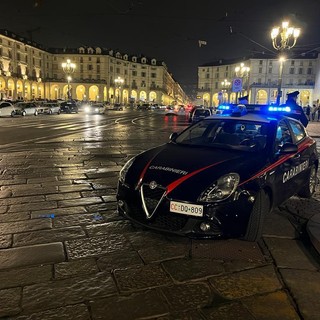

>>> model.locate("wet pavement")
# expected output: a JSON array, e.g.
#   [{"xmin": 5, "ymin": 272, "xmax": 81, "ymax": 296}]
[{"xmin": 0, "ymin": 113, "xmax": 320, "ymax": 320}]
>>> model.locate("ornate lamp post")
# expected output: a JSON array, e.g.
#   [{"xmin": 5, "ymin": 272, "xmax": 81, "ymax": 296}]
[
  {"xmin": 271, "ymin": 21, "xmax": 300, "ymax": 105},
  {"xmin": 221, "ymin": 79, "xmax": 231, "ymax": 103},
  {"xmin": 61, "ymin": 59, "xmax": 76, "ymax": 100},
  {"xmin": 235, "ymin": 63, "xmax": 250, "ymax": 99},
  {"xmin": 114, "ymin": 76, "xmax": 124, "ymax": 104}
]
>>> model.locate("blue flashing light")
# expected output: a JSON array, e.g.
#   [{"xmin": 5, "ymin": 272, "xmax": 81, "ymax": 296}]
[
  {"xmin": 268, "ymin": 106, "xmax": 291, "ymax": 113},
  {"xmin": 217, "ymin": 105, "xmax": 231, "ymax": 110}
]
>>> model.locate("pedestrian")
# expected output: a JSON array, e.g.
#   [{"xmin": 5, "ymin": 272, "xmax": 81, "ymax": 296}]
[
  {"xmin": 311, "ymin": 104, "xmax": 317, "ymax": 121},
  {"xmin": 305, "ymin": 104, "xmax": 311, "ymax": 121},
  {"xmin": 317, "ymin": 105, "xmax": 320, "ymax": 122},
  {"xmin": 283, "ymin": 91, "xmax": 309, "ymax": 127}
]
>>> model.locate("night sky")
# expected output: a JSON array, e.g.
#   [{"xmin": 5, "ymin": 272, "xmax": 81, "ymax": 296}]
[{"xmin": 1, "ymin": 0, "xmax": 320, "ymax": 97}]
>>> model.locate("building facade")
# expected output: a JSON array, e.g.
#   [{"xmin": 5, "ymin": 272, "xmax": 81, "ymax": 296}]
[
  {"xmin": 197, "ymin": 53, "xmax": 320, "ymax": 107},
  {"xmin": 0, "ymin": 29, "xmax": 188, "ymax": 106}
]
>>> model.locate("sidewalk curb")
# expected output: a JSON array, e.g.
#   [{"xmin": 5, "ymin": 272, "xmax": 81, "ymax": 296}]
[{"xmin": 307, "ymin": 214, "xmax": 320, "ymax": 255}]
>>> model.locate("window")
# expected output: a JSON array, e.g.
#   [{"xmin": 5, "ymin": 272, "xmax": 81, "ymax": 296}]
[
  {"xmin": 259, "ymin": 60, "xmax": 263, "ymax": 65},
  {"xmin": 276, "ymin": 120, "xmax": 292, "ymax": 148},
  {"xmin": 132, "ymin": 70, "xmax": 137, "ymax": 76},
  {"xmin": 288, "ymin": 119, "xmax": 306, "ymax": 143},
  {"xmin": 289, "ymin": 68, "xmax": 294, "ymax": 74},
  {"xmin": 206, "ymin": 73, "xmax": 210, "ymax": 79},
  {"xmin": 291, "ymin": 60, "xmax": 295, "ymax": 66},
  {"xmin": 141, "ymin": 72, "xmax": 146, "ymax": 77},
  {"xmin": 259, "ymin": 67, "xmax": 262, "ymax": 73},
  {"xmin": 298, "ymin": 68, "xmax": 303, "ymax": 74},
  {"xmin": 307, "ymin": 68, "xmax": 312, "ymax": 75},
  {"xmin": 268, "ymin": 67, "xmax": 272, "ymax": 73},
  {"xmin": 151, "ymin": 73, "xmax": 156, "ymax": 78}
]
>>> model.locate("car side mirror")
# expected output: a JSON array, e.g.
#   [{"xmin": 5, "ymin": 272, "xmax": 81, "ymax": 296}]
[
  {"xmin": 169, "ymin": 132, "xmax": 178, "ymax": 142},
  {"xmin": 278, "ymin": 142, "xmax": 298, "ymax": 154}
]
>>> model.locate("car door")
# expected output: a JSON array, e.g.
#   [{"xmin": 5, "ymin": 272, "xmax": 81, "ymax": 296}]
[
  {"xmin": 271, "ymin": 119, "xmax": 308, "ymax": 206},
  {"xmin": 287, "ymin": 118, "xmax": 311, "ymax": 186}
]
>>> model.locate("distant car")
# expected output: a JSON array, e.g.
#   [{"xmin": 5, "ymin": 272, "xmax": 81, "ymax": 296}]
[
  {"xmin": 117, "ymin": 103, "xmax": 318, "ymax": 242},
  {"xmin": 189, "ymin": 107, "xmax": 213, "ymax": 123},
  {"xmin": 37, "ymin": 102, "xmax": 61, "ymax": 115},
  {"xmin": 165, "ymin": 106, "xmax": 179, "ymax": 116},
  {"xmin": 59, "ymin": 101, "xmax": 78, "ymax": 114},
  {"xmin": 84, "ymin": 103, "xmax": 106, "ymax": 114},
  {"xmin": 113, "ymin": 103, "xmax": 123, "ymax": 111},
  {"xmin": 0, "ymin": 101, "xmax": 15, "ymax": 117},
  {"xmin": 13, "ymin": 102, "xmax": 39, "ymax": 116},
  {"xmin": 137, "ymin": 103, "xmax": 151, "ymax": 110}
]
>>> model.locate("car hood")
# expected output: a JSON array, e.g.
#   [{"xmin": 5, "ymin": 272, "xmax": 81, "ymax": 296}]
[{"xmin": 127, "ymin": 143, "xmax": 266, "ymax": 201}]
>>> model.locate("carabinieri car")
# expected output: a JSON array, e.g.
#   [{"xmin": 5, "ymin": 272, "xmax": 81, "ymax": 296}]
[{"xmin": 117, "ymin": 104, "xmax": 319, "ymax": 242}]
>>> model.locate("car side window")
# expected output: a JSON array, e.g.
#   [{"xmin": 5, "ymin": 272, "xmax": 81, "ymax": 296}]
[
  {"xmin": 276, "ymin": 120, "xmax": 292, "ymax": 148},
  {"xmin": 287, "ymin": 119, "xmax": 306, "ymax": 143}
]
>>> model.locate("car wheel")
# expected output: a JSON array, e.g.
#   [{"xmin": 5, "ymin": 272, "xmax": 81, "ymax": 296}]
[
  {"xmin": 11, "ymin": 111, "xmax": 15, "ymax": 117},
  {"xmin": 22, "ymin": 111, "xmax": 26, "ymax": 116},
  {"xmin": 49, "ymin": 109, "xmax": 53, "ymax": 115},
  {"xmin": 34, "ymin": 111, "xmax": 38, "ymax": 116},
  {"xmin": 243, "ymin": 189, "xmax": 270, "ymax": 242},
  {"xmin": 297, "ymin": 164, "xmax": 318, "ymax": 198},
  {"xmin": 57, "ymin": 110, "xmax": 61, "ymax": 115}
]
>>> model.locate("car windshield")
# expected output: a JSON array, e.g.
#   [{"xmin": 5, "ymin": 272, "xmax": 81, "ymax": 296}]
[{"xmin": 174, "ymin": 119, "xmax": 269, "ymax": 151}]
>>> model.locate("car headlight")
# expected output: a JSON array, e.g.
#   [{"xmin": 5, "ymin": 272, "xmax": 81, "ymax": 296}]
[
  {"xmin": 199, "ymin": 173, "xmax": 240, "ymax": 202},
  {"xmin": 95, "ymin": 108, "xmax": 99, "ymax": 112},
  {"xmin": 84, "ymin": 106, "xmax": 90, "ymax": 112},
  {"xmin": 119, "ymin": 157, "xmax": 135, "ymax": 183}
]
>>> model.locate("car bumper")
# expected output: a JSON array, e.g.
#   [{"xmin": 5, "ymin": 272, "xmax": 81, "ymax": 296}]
[{"xmin": 117, "ymin": 182, "xmax": 254, "ymax": 239}]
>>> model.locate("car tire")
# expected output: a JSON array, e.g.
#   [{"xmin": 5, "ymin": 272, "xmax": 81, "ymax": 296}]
[
  {"xmin": 243, "ymin": 189, "xmax": 270, "ymax": 242},
  {"xmin": 57, "ymin": 110, "xmax": 61, "ymax": 115},
  {"xmin": 22, "ymin": 111, "xmax": 26, "ymax": 116},
  {"xmin": 11, "ymin": 111, "xmax": 15, "ymax": 117},
  {"xmin": 34, "ymin": 111, "xmax": 38, "ymax": 116},
  {"xmin": 297, "ymin": 164, "xmax": 317, "ymax": 198},
  {"xmin": 49, "ymin": 109, "xmax": 53, "ymax": 115}
]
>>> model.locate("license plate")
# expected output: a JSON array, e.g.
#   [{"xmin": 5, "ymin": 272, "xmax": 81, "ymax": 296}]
[{"xmin": 170, "ymin": 201, "xmax": 203, "ymax": 217}]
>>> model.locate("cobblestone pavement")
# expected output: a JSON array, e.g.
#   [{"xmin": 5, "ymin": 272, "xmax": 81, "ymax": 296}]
[{"xmin": 0, "ymin": 115, "xmax": 320, "ymax": 320}]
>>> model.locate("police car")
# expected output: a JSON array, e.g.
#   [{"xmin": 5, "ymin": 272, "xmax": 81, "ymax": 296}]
[{"xmin": 117, "ymin": 104, "xmax": 318, "ymax": 241}]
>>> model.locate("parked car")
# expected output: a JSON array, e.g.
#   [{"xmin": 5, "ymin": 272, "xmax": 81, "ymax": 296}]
[
  {"xmin": 13, "ymin": 102, "xmax": 39, "ymax": 116},
  {"xmin": 59, "ymin": 101, "xmax": 78, "ymax": 114},
  {"xmin": 84, "ymin": 103, "xmax": 106, "ymax": 114},
  {"xmin": 189, "ymin": 107, "xmax": 213, "ymax": 123},
  {"xmin": 37, "ymin": 102, "xmax": 61, "ymax": 115},
  {"xmin": 0, "ymin": 101, "xmax": 15, "ymax": 117},
  {"xmin": 117, "ymin": 103, "xmax": 318, "ymax": 242}
]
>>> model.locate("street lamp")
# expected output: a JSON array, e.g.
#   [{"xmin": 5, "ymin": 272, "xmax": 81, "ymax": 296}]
[
  {"xmin": 61, "ymin": 59, "xmax": 76, "ymax": 100},
  {"xmin": 221, "ymin": 79, "xmax": 231, "ymax": 103},
  {"xmin": 235, "ymin": 63, "xmax": 250, "ymax": 99},
  {"xmin": 114, "ymin": 76, "xmax": 124, "ymax": 104},
  {"xmin": 271, "ymin": 21, "xmax": 300, "ymax": 105}
]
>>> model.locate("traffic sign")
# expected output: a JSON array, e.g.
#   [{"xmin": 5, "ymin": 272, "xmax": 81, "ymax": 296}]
[{"xmin": 232, "ymin": 78, "xmax": 243, "ymax": 92}]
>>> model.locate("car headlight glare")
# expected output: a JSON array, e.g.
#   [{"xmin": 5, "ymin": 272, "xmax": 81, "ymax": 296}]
[
  {"xmin": 84, "ymin": 106, "xmax": 90, "ymax": 112},
  {"xmin": 199, "ymin": 173, "xmax": 240, "ymax": 202},
  {"xmin": 119, "ymin": 157, "xmax": 135, "ymax": 183}
]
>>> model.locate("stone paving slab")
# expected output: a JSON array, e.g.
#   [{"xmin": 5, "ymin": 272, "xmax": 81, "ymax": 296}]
[
  {"xmin": 0, "ymin": 242, "xmax": 65, "ymax": 270},
  {"xmin": 280, "ymin": 269, "xmax": 320, "ymax": 320}
]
